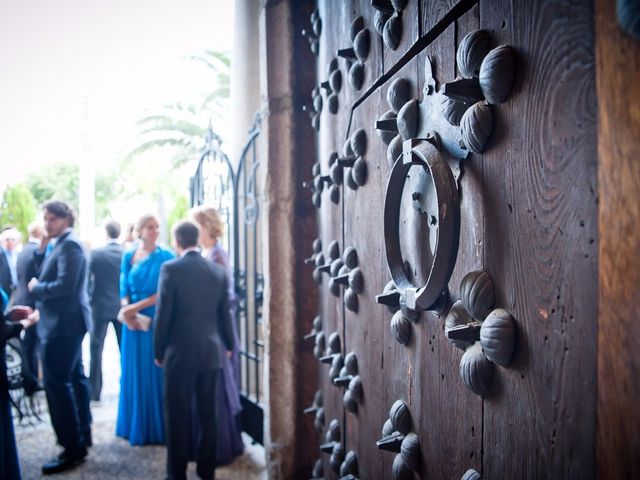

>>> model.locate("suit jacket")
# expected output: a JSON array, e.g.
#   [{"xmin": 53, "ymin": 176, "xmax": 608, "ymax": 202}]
[
  {"xmin": 89, "ymin": 242, "xmax": 124, "ymax": 321},
  {"xmin": 154, "ymin": 251, "xmax": 234, "ymax": 372},
  {"xmin": 12, "ymin": 241, "xmax": 39, "ymax": 307},
  {"xmin": 0, "ymin": 249, "xmax": 12, "ymax": 297},
  {"xmin": 31, "ymin": 231, "xmax": 92, "ymax": 341}
]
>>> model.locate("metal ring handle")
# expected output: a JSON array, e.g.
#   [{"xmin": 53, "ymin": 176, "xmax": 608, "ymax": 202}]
[{"xmin": 383, "ymin": 138, "xmax": 460, "ymax": 310}]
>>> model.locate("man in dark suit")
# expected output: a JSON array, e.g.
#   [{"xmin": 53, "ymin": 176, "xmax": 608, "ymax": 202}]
[
  {"xmin": 88, "ymin": 220, "xmax": 124, "ymax": 402},
  {"xmin": 0, "ymin": 226, "xmax": 18, "ymax": 298},
  {"xmin": 154, "ymin": 220, "xmax": 235, "ymax": 480},
  {"xmin": 28, "ymin": 200, "xmax": 92, "ymax": 475},
  {"xmin": 13, "ymin": 221, "xmax": 45, "ymax": 395}
]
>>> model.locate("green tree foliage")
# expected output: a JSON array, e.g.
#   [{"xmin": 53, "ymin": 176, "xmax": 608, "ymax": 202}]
[
  {"xmin": 25, "ymin": 161, "xmax": 121, "ymax": 223},
  {"xmin": 0, "ymin": 184, "xmax": 37, "ymax": 238},
  {"xmin": 127, "ymin": 50, "xmax": 231, "ymax": 168},
  {"xmin": 166, "ymin": 194, "xmax": 189, "ymax": 241}
]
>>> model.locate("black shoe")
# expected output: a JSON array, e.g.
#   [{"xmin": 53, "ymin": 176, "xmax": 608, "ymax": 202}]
[{"xmin": 42, "ymin": 447, "xmax": 87, "ymax": 475}]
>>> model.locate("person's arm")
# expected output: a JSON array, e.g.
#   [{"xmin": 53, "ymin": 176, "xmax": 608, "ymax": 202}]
[
  {"xmin": 153, "ymin": 264, "xmax": 174, "ymax": 365},
  {"xmin": 30, "ymin": 241, "xmax": 84, "ymax": 300},
  {"xmin": 217, "ymin": 274, "xmax": 235, "ymax": 352},
  {"xmin": 87, "ymin": 252, "xmax": 95, "ymax": 300}
]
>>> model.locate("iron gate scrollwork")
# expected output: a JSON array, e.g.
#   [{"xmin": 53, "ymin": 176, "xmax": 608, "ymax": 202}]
[{"xmin": 190, "ymin": 113, "xmax": 264, "ymax": 445}]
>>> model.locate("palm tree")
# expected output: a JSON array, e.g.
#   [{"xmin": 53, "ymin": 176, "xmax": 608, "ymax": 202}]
[{"xmin": 127, "ymin": 49, "xmax": 231, "ymax": 167}]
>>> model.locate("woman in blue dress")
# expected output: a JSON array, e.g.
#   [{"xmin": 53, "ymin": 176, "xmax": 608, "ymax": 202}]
[
  {"xmin": 191, "ymin": 206, "xmax": 244, "ymax": 465},
  {"xmin": 116, "ymin": 214, "xmax": 174, "ymax": 445}
]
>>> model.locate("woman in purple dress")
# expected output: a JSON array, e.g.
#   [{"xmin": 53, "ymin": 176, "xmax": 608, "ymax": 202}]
[{"xmin": 191, "ymin": 206, "xmax": 244, "ymax": 465}]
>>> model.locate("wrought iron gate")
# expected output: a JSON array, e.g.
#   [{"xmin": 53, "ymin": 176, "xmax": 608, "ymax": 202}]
[{"xmin": 190, "ymin": 114, "xmax": 264, "ymax": 445}]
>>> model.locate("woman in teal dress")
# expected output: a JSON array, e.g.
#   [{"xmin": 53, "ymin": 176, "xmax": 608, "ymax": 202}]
[{"xmin": 116, "ymin": 214, "xmax": 174, "ymax": 445}]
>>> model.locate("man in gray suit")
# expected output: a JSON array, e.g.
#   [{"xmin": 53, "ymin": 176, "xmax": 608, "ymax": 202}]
[
  {"xmin": 88, "ymin": 221, "xmax": 124, "ymax": 402},
  {"xmin": 154, "ymin": 220, "xmax": 235, "ymax": 480}
]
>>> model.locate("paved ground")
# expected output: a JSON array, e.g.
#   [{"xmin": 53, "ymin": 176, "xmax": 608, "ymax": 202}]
[{"xmin": 12, "ymin": 329, "xmax": 267, "ymax": 480}]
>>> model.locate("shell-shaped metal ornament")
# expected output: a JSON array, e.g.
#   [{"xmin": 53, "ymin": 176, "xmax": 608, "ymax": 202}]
[
  {"xmin": 389, "ymin": 399, "xmax": 412, "ymax": 434},
  {"xmin": 329, "ymin": 277, "xmax": 341, "ymax": 296},
  {"xmin": 312, "ymin": 237, "xmax": 322, "ymax": 253},
  {"xmin": 340, "ymin": 450, "xmax": 359, "ymax": 477},
  {"xmin": 377, "ymin": 109, "xmax": 398, "ymax": 144},
  {"xmin": 354, "ymin": 28, "xmax": 371, "ymax": 62},
  {"xmin": 461, "ymin": 468, "xmax": 481, "ymax": 480},
  {"xmin": 329, "ymin": 184, "xmax": 340, "ymax": 204},
  {"xmin": 310, "ymin": 9, "xmax": 318, "ymax": 23},
  {"xmin": 329, "ymin": 151, "xmax": 338, "ymax": 166},
  {"xmin": 350, "ymin": 16, "xmax": 365, "ymax": 41},
  {"xmin": 374, "ymin": 10, "xmax": 390, "ymax": 36},
  {"xmin": 330, "ymin": 443, "xmax": 345, "ymax": 473},
  {"xmin": 345, "ymin": 287, "xmax": 359, "ymax": 313},
  {"xmin": 312, "ymin": 16, "xmax": 322, "ymax": 36},
  {"xmin": 387, "ymin": 134, "xmax": 404, "ymax": 167},
  {"xmin": 445, "ymin": 300, "xmax": 474, "ymax": 350},
  {"xmin": 479, "ymin": 45, "xmax": 515, "ymax": 104},
  {"xmin": 328, "ymin": 57, "xmax": 339, "ymax": 75},
  {"xmin": 348, "ymin": 268, "xmax": 364, "ymax": 294},
  {"xmin": 328, "ymin": 240, "xmax": 340, "ymax": 260},
  {"xmin": 457, "ymin": 30, "xmax": 492, "ymax": 78},
  {"xmin": 344, "ymin": 351, "xmax": 358, "ymax": 374},
  {"xmin": 401, "ymin": 433, "xmax": 421, "ymax": 472},
  {"xmin": 328, "ymin": 93, "xmax": 339, "ymax": 114},
  {"xmin": 314, "ymin": 407, "xmax": 325, "ymax": 433},
  {"xmin": 343, "ymin": 137, "xmax": 354, "ymax": 157},
  {"xmin": 346, "ymin": 169, "xmax": 359, "ymax": 190},
  {"xmin": 351, "ymin": 128, "xmax": 368, "ymax": 156},
  {"xmin": 312, "ymin": 389, "xmax": 323, "ymax": 407},
  {"xmin": 342, "ymin": 246, "xmax": 358, "ymax": 269},
  {"xmin": 313, "ymin": 175, "xmax": 324, "ymax": 193},
  {"xmin": 460, "ymin": 270, "xmax": 495, "ymax": 321},
  {"xmin": 310, "ymin": 40, "xmax": 319, "ymax": 56},
  {"xmin": 349, "ymin": 375, "xmax": 363, "ymax": 403},
  {"xmin": 311, "ymin": 162, "xmax": 321, "ymax": 177},
  {"xmin": 460, "ymin": 342, "xmax": 494, "ymax": 396},
  {"xmin": 327, "ymin": 331, "xmax": 341, "ymax": 354},
  {"xmin": 397, "ymin": 99, "xmax": 419, "ymax": 140},
  {"xmin": 315, "ymin": 332, "xmax": 326, "ymax": 355},
  {"xmin": 312, "ymin": 191, "xmax": 322, "ymax": 208},
  {"xmin": 312, "ymin": 267, "xmax": 322, "ymax": 285},
  {"xmin": 480, "ymin": 308, "xmax": 515, "ymax": 367},
  {"xmin": 313, "ymin": 94, "xmax": 323, "ymax": 113},
  {"xmin": 392, "ymin": 454, "xmax": 414, "ymax": 480},
  {"xmin": 460, "ymin": 102, "xmax": 493, "ymax": 154},
  {"xmin": 343, "ymin": 389, "xmax": 358, "ymax": 413},
  {"xmin": 330, "ymin": 258, "xmax": 344, "ymax": 277},
  {"xmin": 312, "ymin": 315, "xmax": 322, "ymax": 331},
  {"xmin": 391, "ymin": 310, "xmax": 412, "ymax": 346},
  {"xmin": 329, "ymin": 69, "xmax": 342, "ymax": 93},
  {"xmin": 387, "ymin": 78, "xmax": 412, "ymax": 113},
  {"xmin": 382, "ymin": 418, "xmax": 394, "ymax": 436},
  {"xmin": 338, "ymin": 264, "xmax": 350, "ymax": 278},
  {"xmin": 329, "ymin": 354, "xmax": 344, "ymax": 381},
  {"xmin": 349, "ymin": 61, "xmax": 364, "ymax": 90},
  {"xmin": 440, "ymin": 94, "xmax": 472, "ymax": 127},
  {"xmin": 330, "ymin": 161, "xmax": 343, "ymax": 185},
  {"xmin": 383, "ymin": 13, "xmax": 402, "ymax": 50},
  {"xmin": 352, "ymin": 157, "xmax": 368, "ymax": 186},
  {"xmin": 312, "ymin": 458, "xmax": 323, "ymax": 478},
  {"xmin": 382, "ymin": 280, "xmax": 398, "ymax": 313},
  {"xmin": 328, "ymin": 418, "xmax": 341, "ymax": 441},
  {"xmin": 314, "ymin": 252, "xmax": 325, "ymax": 267}
]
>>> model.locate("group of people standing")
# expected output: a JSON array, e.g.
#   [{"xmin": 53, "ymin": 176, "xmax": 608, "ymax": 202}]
[{"xmin": 0, "ymin": 200, "xmax": 244, "ymax": 480}]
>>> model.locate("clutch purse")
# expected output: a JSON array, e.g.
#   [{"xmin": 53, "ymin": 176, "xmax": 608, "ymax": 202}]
[{"xmin": 117, "ymin": 311, "xmax": 152, "ymax": 332}]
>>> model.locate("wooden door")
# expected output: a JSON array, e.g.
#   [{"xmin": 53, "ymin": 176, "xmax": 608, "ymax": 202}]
[{"xmin": 305, "ymin": 1, "xmax": 597, "ymax": 478}]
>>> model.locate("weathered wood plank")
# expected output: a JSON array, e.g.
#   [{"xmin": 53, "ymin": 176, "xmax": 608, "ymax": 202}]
[
  {"xmin": 479, "ymin": 0, "xmax": 598, "ymax": 478},
  {"xmin": 595, "ymin": 0, "xmax": 640, "ymax": 477}
]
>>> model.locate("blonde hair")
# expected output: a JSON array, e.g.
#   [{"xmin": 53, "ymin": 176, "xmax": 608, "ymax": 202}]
[
  {"xmin": 190, "ymin": 206, "xmax": 224, "ymax": 242},
  {"xmin": 135, "ymin": 214, "xmax": 159, "ymax": 239}
]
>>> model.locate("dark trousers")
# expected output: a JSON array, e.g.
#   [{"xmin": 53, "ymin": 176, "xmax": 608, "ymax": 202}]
[
  {"xmin": 41, "ymin": 335, "xmax": 92, "ymax": 451},
  {"xmin": 89, "ymin": 317, "xmax": 121, "ymax": 401},
  {"xmin": 20, "ymin": 326, "xmax": 40, "ymax": 393},
  {"xmin": 0, "ymin": 389, "xmax": 21, "ymax": 480},
  {"xmin": 165, "ymin": 367, "xmax": 218, "ymax": 480}
]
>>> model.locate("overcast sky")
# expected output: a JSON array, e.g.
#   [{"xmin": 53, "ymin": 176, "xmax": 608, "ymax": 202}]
[{"xmin": 0, "ymin": 0, "xmax": 234, "ymax": 185}]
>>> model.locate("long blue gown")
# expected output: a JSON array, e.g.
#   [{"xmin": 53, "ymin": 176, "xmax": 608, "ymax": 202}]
[{"xmin": 116, "ymin": 246, "xmax": 174, "ymax": 445}]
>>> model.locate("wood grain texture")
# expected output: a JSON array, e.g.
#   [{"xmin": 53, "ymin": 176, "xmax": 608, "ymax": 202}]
[
  {"xmin": 596, "ymin": 0, "xmax": 640, "ymax": 477},
  {"xmin": 479, "ymin": 0, "xmax": 598, "ymax": 478},
  {"xmin": 421, "ymin": 0, "xmax": 460, "ymax": 37}
]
